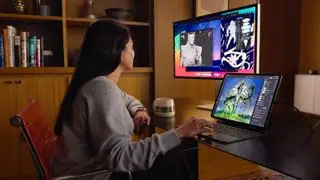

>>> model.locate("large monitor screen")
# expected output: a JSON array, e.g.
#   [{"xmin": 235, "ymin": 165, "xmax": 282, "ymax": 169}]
[{"xmin": 174, "ymin": 4, "xmax": 260, "ymax": 79}]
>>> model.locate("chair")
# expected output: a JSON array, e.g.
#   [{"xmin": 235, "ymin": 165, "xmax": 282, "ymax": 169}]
[{"xmin": 9, "ymin": 100, "xmax": 118, "ymax": 180}]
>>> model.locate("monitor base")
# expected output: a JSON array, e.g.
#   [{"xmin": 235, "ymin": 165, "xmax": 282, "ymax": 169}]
[{"xmin": 196, "ymin": 103, "xmax": 215, "ymax": 111}]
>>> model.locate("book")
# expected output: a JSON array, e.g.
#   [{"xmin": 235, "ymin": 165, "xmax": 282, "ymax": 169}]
[
  {"xmin": 7, "ymin": 26, "xmax": 17, "ymax": 67},
  {"xmin": 36, "ymin": 38, "xmax": 40, "ymax": 67},
  {"xmin": 2, "ymin": 29, "xmax": 9, "ymax": 67},
  {"xmin": 0, "ymin": 35, "xmax": 3, "ymax": 67},
  {"xmin": 14, "ymin": 36, "xmax": 21, "ymax": 67},
  {"xmin": 28, "ymin": 36, "xmax": 37, "ymax": 67},
  {"xmin": 20, "ymin": 32, "xmax": 27, "ymax": 67},
  {"xmin": 40, "ymin": 37, "xmax": 44, "ymax": 67}
]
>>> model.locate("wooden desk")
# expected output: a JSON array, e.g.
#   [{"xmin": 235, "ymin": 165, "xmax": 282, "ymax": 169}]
[
  {"xmin": 152, "ymin": 98, "xmax": 320, "ymax": 180},
  {"xmin": 153, "ymin": 98, "xmax": 261, "ymax": 180}
]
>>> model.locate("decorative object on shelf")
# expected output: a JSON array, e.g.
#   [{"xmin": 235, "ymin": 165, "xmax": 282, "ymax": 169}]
[
  {"xmin": 13, "ymin": 0, "xmax": 26, "ymax": 13},
  {"xmin": 39, "ymin": 4, "xmax": 50, "ymax": 16},
  {"xmin": 104, "ymin": 8, "xmax": 132, "ymax": 20},
  {"xmin": 82, "ymin": 0, "xmax": 96, "ymax": 19}
]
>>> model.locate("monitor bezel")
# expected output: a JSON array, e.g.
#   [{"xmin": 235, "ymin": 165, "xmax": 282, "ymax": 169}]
[
  {"xmin": 173, "ymin": 3, "xmax": 260, "ymax": 80},
  {"xmin": 210, "ymin": 73, "xmax": 282, "ymax": 133}
]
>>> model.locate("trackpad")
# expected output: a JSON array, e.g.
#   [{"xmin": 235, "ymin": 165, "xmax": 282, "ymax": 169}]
[{"xmin": 210, "ymin": 133, "xmax": 239, "ymax": 143}]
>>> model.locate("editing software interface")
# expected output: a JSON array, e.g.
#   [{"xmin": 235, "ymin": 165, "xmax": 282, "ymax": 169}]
[
  {"xmin": 174, "ymin": 5, "xmax": 259, "ymax": 79},
  {"xmin": 213, "ymin": 75, "xmax": 280, "ymax": 127}
]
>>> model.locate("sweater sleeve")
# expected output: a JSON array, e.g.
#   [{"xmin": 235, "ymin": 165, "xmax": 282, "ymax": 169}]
[
  {"xmin": 84, "ymin": 80, "xmax": 181, "ymax": 172},
  {"xmin": 120, "ymin": 90, "xmax": 145, "ymax": 116}
]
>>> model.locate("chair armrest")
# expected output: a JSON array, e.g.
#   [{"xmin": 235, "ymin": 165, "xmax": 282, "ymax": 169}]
[{"xmin": 52, "ymin": 169, "xmax": 112, "ymax": 180}]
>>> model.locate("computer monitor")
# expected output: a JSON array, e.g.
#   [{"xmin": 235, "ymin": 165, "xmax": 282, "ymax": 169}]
[
  {"xmin": 211, "ymin": 74, "xmax": 282, "ymax": 132},
  {"xmin": 174, "ymin": 4, "xmax": 260, "ymax": 79}
]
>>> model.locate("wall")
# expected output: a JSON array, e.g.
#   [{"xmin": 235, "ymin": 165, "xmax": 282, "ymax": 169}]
[
  {"xmin": 154, "ymin": 0, "xmax": 231, "ymax": 101},
  {"xmin": 154, "ymin": 0, "xmax": 301, "ymax": 105},
  {"xmin": 154, "ymin": 0, "xmax": 217, "ymax": 101},
  {"xmin": 229, "ymin": 0, "xmax": 257, "ymax": 8},
  {"xmin": 259, "ymin": 0, "xmax": 300, "ymax": 104},
  {"xmin": 299, "ymin": 0, "xmax": 320, "ymax": 73}
]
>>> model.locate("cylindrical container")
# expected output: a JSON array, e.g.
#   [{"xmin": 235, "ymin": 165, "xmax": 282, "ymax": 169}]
[
  {"xmin": 39, "ymin": 4, "xmax": 50, "ymax": 16},
  {"xmin": 153, "ymin": 98, "xmax": 175, "ymax": 117}
]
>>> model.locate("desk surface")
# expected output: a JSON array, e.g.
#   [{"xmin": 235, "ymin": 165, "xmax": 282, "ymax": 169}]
[{"xmin": 152, "ymin": 98, "xmax": 320, "ymax": 180}]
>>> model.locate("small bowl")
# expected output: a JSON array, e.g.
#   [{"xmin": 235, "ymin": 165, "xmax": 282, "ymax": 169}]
[{"xmin": 105, "ymin": 8, "xmax": 132, "ymax": 20}]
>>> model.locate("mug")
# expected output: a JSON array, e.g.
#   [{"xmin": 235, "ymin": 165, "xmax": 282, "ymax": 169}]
[{"xmin": 153, "ymin": 98, "xmax": 175, "ymax": 117}]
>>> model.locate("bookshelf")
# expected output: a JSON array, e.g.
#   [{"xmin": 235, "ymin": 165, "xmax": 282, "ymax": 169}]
[
  {"xmin": 66, "ymin": 17, "xmax": 150, "ymax": 26},
  {"xmin": 0, "ymin": 67, "xmax": 153, "ymax": 74},
  {"xmin": 0, "ymin": 1, "xmax": 154, "ymax": 179},
  {"xmin": 0, "ymin": 0, "xmax": 154, "ymax": 73},
  {"xmin": 0, "ymin": 13, "xmax": 63, "ymax": 21}
]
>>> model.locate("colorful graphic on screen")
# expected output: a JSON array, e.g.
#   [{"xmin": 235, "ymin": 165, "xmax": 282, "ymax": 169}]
[
  {"xmin": 174, "ymin": 5, "xmax": 257, "ymax": 78},
  {"xmin": 213, "ymin": 77, "xmax": 264, "ymax": 124}
]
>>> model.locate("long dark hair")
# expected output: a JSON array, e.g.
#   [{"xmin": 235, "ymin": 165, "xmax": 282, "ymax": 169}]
[{"xmin": 54, "ymin": 19, "xmax": 131, "ymax": 135}]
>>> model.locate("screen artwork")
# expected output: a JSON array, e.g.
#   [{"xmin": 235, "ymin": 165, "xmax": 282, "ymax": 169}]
[
  {"xmin": 214, "ymin": 77, "xmax": 264, "ymax": 124},
  {"xmin": 174, "ymin": 5, "xmax": 258, "ymax": 79},
  {"xmin": 220, "ymin": 13, "xmax": 255, "ymax": 72}
]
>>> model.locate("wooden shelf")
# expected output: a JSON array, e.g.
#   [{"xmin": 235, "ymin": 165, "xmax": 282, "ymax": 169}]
[
  {"xmin": 0, "ymin": 67, "xmax": 153, "ymax": 74},
  {"xmin": 0, "ymin": 13, "xmax": 62, "ymax": 22},
  {"xmin": 66, "ymin": 17, "xmax": 149, "ymax": 26}
]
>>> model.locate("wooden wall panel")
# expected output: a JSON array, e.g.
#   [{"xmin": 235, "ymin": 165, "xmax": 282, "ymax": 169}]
[
  {"xmin": 258, "ymin": 0, "xmax": 301, "ymax": 104},
  {"xmin": 0, "ymin": 77, "xmax": 20, "ymax": 180},
  {"xmin": 228, "ymin": 0, "xmax": 257, "ymax": 9},
  {"xmin": 118, "ymin": 73, "xmax": 152, "ymax": 109},
  {"xmin": 299, "ymin": 0, "xmax": 320, "ymax": 73},
  {"xmin": 195, "ymin": 0, "xmax": 228, "ymax": 16},
  {"xmin": 154, "ymin": 0, "xmax": 220, "ymax": 101}
]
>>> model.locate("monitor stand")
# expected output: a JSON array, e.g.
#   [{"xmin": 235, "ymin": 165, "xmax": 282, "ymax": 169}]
[
  {"xmin": 196, "ymin": 103, "xmax": 215, "ymax": 111},
  {"xmin": 195, "ymin": 80, "xmax": 222, "ymax": 111}
]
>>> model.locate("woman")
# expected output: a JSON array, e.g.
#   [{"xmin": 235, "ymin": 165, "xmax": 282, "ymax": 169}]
[{"xmin": 51, "ymin": 19, "xmax": 215, "ymax": 180}]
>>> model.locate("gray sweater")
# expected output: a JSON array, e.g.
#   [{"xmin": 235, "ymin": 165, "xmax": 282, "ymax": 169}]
[{"xmin": 51, "ymin": 76, "xmax": 181, "ymax": 178}]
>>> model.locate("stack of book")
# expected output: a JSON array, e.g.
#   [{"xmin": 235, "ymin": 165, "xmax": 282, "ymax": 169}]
[{"xmin": 0, "ymin": 25, "xmax": 44, "ymax": 68}]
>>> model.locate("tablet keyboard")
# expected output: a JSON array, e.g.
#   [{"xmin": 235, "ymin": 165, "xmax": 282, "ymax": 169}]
[{"xmin": 213, "ymin": 123, "xmax": 261, "ymax": 139}]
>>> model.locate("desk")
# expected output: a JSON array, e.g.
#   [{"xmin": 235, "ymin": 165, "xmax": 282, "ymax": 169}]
[{"xmin": 152, "ymin": 98, "xmax": 320, "ymax": 180}]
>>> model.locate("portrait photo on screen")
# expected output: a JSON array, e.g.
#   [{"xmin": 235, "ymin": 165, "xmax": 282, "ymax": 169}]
[
  {"xmin": 174, "ymin": 4, "xmax": 258, "ymax": 79},
  {"xmin": 179, "ymin": 29, "xmax": 213, "ymax": 67}
]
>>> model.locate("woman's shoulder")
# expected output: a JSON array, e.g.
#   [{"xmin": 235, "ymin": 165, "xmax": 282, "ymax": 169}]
[{"xmin": 80, "ymin": 76, "xmax": 120, "ymax": 98}]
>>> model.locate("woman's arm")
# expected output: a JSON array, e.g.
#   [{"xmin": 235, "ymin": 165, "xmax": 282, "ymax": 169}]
[
  {"xmin": 120, "ymin": 90, "xmax": 146, "ymax": 116},
  {"xmin": 84, "ymin": 80, "xmax": 181, "ymax": 172}
]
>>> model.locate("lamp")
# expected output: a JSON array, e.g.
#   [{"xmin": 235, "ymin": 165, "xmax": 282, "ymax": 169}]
[{"xmin": 294, "ymin": 74, "xmax": 320, "ymax": 116}]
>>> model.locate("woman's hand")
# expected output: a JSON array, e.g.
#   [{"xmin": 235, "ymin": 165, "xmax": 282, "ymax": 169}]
[
  {"xmin": 133, "ymin": 110, "xmax": 150, "ymax": 136},
  {"xmin": 175, "ymin": 117, "xmax": 216, "ymax": 138}
]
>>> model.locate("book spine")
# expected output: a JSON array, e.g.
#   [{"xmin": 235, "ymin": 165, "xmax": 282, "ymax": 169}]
[
  {"xmin": 36, "ymin": 38, "xmax": 40, "ymax": 67},
  {"xmin": 28, "ymin": 36, "xmax": 37, "ymax": 67},
  {"xmin": 2, "ymin": 29, "xmax": 9, "ymax": 67},
  {"xmin": 0, "ymin": 35, "xmax": 4, "ymax": 67},
  {"xmin": 21, "ymin": 32, "xmax": 27, "ymax": 67},
  {"xmin": 7, "ymin": 26, "xmax": 16, "ymax": 67},
  {"xmin": 26, "ymin": 32, "xmax": 30, "ymax": 66},
  {"xmin": 14, "ymin": 36, "xmax": 21, "ymax": 67},
  {"xmin": 40, "ymin": 37, "xmax": 44, "ymax": 67}
]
